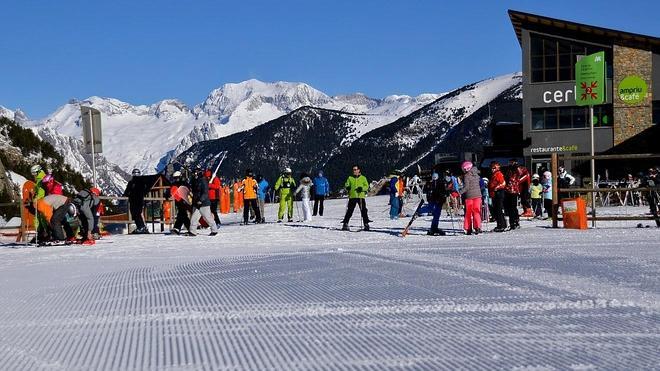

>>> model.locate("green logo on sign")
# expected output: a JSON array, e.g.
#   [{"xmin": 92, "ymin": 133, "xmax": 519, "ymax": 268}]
[
  {"xmin": 575, "ymin": 51, "xmax": 606, "ymax": 106},
  {"xmin": 618, "ymin": 75, "xmax": 647, "ymax": 105}
]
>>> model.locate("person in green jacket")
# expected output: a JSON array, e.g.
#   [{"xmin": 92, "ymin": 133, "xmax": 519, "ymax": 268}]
[
  {"xmin": 274, "ymin": 167, "xmax": 296, "ymax": 222},
  {"xmin": 341, "ymin": 165, "xmax": 371, "ymax": 231},
  {"xmin": 30, "ymin": 164, "xmax": 47, "ymax": 201}
]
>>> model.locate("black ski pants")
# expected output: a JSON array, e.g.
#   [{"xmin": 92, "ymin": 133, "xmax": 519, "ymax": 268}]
[
  {"xmin": 210, "ymin": 200, "xmax": 221, "ymax": 225},
  {"xmin": 173, "ymin": 201, "xmax": 191, "ymax": 232},
  {"xmin": 505, "ymin": 192, "xmax": 520, "ymax": 227},
  {"xmin": 492, "ymin": 190, "xmax": 507, "ymax": 229},
  {"xmin": 130, "ymin": 199, "xmax": 146, "ymax": 230},
  {"xmin": 243, "ymin": 199, "xmax": 261, "ymax": 224},
  {"xmin": 342, "ymin": 198, "xmax": 370, "ymax": 225},
  {"xmin": 313, "ymin": 195, "xmax": 325, "ymax": 216},
  {"xmin": 51, "ymin": 204, "xmax": 74, "ymax": 241}
]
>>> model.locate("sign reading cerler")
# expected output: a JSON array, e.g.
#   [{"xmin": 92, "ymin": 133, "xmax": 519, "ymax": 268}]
[
  {"xmin": 530, "ymin": 145, "xmax": 578, "ymax": 154},
  {"xmin": 542, "ymin": 87, "xmax": 577, "ymax": 104}
]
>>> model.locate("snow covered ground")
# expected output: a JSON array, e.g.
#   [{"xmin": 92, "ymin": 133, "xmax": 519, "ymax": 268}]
[{"xmin": 0, "ymin": 195, "xmax": 658, "ymax": 370}]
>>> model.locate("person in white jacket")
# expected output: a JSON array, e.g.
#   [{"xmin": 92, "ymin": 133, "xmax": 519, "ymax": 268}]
[{"xmin": 295, "ymin": 175, "xmax": 313, "ymax": 222}]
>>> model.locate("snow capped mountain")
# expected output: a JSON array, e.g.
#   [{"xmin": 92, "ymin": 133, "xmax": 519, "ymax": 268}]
[{"xmin": 0, "ymin": 106, "xmax": 28, "ymax": 124}]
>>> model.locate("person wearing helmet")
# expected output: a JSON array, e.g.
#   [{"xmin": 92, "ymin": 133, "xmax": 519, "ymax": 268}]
[
  {"xmin": 36, "ymin": 194, "xmax": 75, "ymax": 243},
  {"xmin": 166, "ymin": 170, "xmax": 191, "ymax": 235},
  {"xmin": 294, "ymin": 173, "xmax": 313, "ymax": 222},
  {"xmin": 341, "ymin": 165, "xmax": 371, "ymax": 231},
  {"xmin": 459, "ymin": 161, "xmax": 482, "ymax": 235},
  {"xmin": 188, "ymin": 167, "xmax": 218, "ymax": 236},
  {"xmin": 30, "ymin": 164, "xmax": 47, "ymax": 201},
  {"xmin": 123, "ymin": 167, "xmax": 148, "ymax": 234},
  {"xmin": 530, "ymin": 174, "xmax": 543, "ymax": 218},
  {"xmin": 274, "ymin": 167, "xmax": 296, "ymax": 222},
  {"xmin": 488, "ymin": 161, "xmax": 507, "ymax": 232},
  {"xmin": 205, "ymin": 169, "xmax": 222, "ymax": 227},
  {"xmin": 423, "ymin": 170, "xmax": 447, "ymax": 236},
  {"xmin": 42, "ymin": 172, "xmax": 64, "ymax": 196},
  {"xmin": 239, "ymin": 169, "xmax": 262, "ymax": 225},
  {"xmin": 388, "ymin": 170, "xmax": 402, "ymax": 220},
  {"xmin": 72, "ymin": 188, "xmax": 101, "ymax": 245}
]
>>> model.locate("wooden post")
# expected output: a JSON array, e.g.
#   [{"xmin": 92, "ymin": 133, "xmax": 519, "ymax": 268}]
[
  {"xmin": 17, "ymin": 199, "xmax": 24, "ymax": 243},
  {"xmin": 551, "ymin": 152, "xmax": 559, "ymax": 228}
]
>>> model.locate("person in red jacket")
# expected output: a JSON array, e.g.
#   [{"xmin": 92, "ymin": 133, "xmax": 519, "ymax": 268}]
[
  {"xmin": 488, "ymin": 161, "xmax": 507, "ymax": 232},
  {"xmin": 42, "ymin": 173, "xmax": 63, "ymax": 195},
  {"xmin": 515, "ymin": 160, "xmax": 532, "ymax": 217},
  {"xmin": 205, "ymin": 169, "xmax": 222, "ymax": 227}
]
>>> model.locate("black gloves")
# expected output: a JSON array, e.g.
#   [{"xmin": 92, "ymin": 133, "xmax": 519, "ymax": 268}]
[{"xmin": 356, "ymin": 187, "xmax": 363, "ymax": 193}]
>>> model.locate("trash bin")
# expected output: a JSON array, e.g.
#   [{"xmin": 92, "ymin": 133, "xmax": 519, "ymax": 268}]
[{"xmin": 561, "ymin": 198, "xmax": 587, "ymax": 229}]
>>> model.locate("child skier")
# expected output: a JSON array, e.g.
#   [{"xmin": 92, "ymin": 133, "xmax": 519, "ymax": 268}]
[{"xmin": 530, "ymin": 174, "xmax": 543, "ymax": 218}]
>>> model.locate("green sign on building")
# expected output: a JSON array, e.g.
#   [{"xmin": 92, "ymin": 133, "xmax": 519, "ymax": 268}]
[
  {"xmin": 575, "ymin": 51, "xmax": 606, "ymax": 106},
  {"xmin": 618, "ymin": 75, "xmax": 648, "ymax": 105}
]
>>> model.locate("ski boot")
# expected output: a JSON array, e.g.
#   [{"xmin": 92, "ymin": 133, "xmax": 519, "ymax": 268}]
[
  {"xmin": 342, "ymin": 223, "xmax": 350, "ymax": 231},
  {"xmin": 363, "ymin": 224, "xmax": 370, "ymax": 231}
]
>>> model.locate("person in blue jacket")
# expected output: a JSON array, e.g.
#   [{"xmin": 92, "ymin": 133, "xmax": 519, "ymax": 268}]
[
  {"xmin": 313, "ymin": 170, "xmax": 330, "ymax": 216},
  {"xmin": 256, "ymin": 174, "xmax": 269, "ymax": 223}
]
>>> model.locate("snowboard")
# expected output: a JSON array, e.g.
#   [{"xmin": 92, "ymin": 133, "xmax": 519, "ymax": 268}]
[{"xmin": 400, "ymin": 199, "xmax": 426, "ymax": 237}]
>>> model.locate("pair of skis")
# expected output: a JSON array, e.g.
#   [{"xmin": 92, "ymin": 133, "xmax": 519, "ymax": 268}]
[{"xmin": 400, "ymin": 199, "xmax": 426, "ymax": 237}]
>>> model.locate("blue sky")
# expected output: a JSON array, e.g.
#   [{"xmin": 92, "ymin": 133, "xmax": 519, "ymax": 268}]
[{"xmin": 1, "ymin": 0, "xmax": 658, "ymax": 118}]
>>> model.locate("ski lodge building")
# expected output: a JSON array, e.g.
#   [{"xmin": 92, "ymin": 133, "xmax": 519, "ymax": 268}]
[{"xmin": 508, "ymin": 10, "xmax": 660, "ymax": 178}]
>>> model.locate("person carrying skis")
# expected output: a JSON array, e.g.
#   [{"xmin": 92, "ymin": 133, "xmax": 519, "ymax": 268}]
[
  {"xmin": 341, "ymin": 165, "xmax": 371, "ymax": 231},
  {"xmin": 488, "ymin": 162, "xmax": 507, "ymax": 232},
  {"xmin": 459, "ymin": 161, "xmax": 482, "ymax": 235},
  {"xmin": 312, "ymin": 170, "xmax": 330, "ymax": 217},
  {"xmin": 166, "ymin": 170, "xmax": 191, "ymax": 235},
  {"xmin": 256, "ymin": 174, "xmax": 269, "ymax": 223},
  {"xmin": 206, "ymin": 169, "xmax": 222, "ymax": 227},
  {"xmin": 123, "ymin": 168, "xmax": 149, "ymax": 234},
  {"xmin": 388, "ymin": 170, "xmax": 401, "ymax": 220},
  {"xmin": 295, "ymin": 173, "xmax": 313, "ymax": 222},
  {"xmin": 72, "ymin": 188, "xmax": 101, "ymax": 245},
  {"xmin": 423, "ymin": 171, "xmax": 446, "ymax": 236},
  {"xmin": 274, "ymin": 168, "xmax": 296, "ymax": 222},
  {"xmin": 239, "ymin": 169, "xmax": 261, "ymax": 225},
  {"xmin": 188, "ymin": 167, "xmax": 218, "ymax": 236}
]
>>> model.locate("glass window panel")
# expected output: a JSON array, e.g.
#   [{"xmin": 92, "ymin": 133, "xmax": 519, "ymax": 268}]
[
  {"xmin": 573, "ymin": 107, "xmax": 587, "ymax": 128},
  {"xmin": 544, "ymin": 68, "xmax": 557, "ymax": 81},
  {"xmin": 530, "ymin": 35, "xmax": 544, "ymax": 56},
  {"xmin": 559, "ymin": 67, "xmax": 571, "ymax": 81},
  {"xmin": 545, "ymin": 109, "xmax": 558, "ymax": 129},
  {"xmin": 532, "ymin": 110, "xmax": 545, "ymax": 130},
  {"xmin": 531, "ymin": 56, "xmax": 544, "ymax": 70},
  {"xmin": 532, "ymin": 70, "xmax": 543, "ymax": 83},
  {"xmin": 559, "ymin": 108, "xmax": 572, "ymax": 129}
]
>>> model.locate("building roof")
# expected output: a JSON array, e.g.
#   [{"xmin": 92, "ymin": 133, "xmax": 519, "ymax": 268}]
[{"xmin": 508, "ymin": 9, "xmax": 660, "ymax": 53}]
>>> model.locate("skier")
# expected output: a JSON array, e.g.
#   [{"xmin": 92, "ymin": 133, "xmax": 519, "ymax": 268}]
[
  {"xmin": 341, "ymin": 165, "xmax": 371, "ymax": 231},
  {"xmin": 530, "ymin": 174, "xmax": 543, "ymax": 218},
  {"xmin": 481, "ymin": 177, "xmax": 491, "ymax": 223},
  {"xmin": 459, "ymin": 161, "xmax": 482, "ymax": 235},
  {"xmin": 642, "ymin": 167, "xmax": 659, "ymax": 226},
  {"xmin": 542, "ymin": 171, "xmax": 554, "ymax": 219},
  {"xmin": 123, "ymin": 168, "xmax": 149, "ymax": 234},
  {"xmin": 30, "ymin": 165, "xmax": 47, "ymax": 200},
  {"xmin": 220, "ymin": 182, "xmax": 231, "ymax": 214},
  {"xmin": 91, "ymin": 187, "xmax": 104, "ymax": 239},
  {"xmin": 36, "ymin": 194, "xmax": 76, "ymax": 243},
  {"xmin": 256, "ymin": 174, "xmax": 269, "ymax": 223},
  {"xmin": 388, "ymin": 170, "xmax": 401, "ymax": 220},
  {"xmin": 72, "ymin": 188, "xmax": 101, "ymax": 245},
  {"xmin": 295, "ymin": 174, "xmax": 313, "ymax": 222},
  {"xmin": 558, "ymin": 166, "xmax": 576, "ymax": 199},
  {"xmin": 423, "ymin": 171, "xmax": 446, "ymax": 236},
  {"xmin": 504, "ymin": 159, "xmax": 521, "ymax": 230},
  {"xmin": 312, "ymin": 170, "xmax": 330, "ymax": 216},
  {"xmin": 274, "ymin": 168, "xmax": 296, "ymax": 222},
  {"xmin": 397, "ymin": 173, "xmax": 406, "ymax": 216},
  {"xmin": 240, "ymin": 169, "xmax": 261, "ymax": 225},
  {"xmin": 232, "ymin": 180, "xmax": 242, "ymax": 213},
  {"xmin": 42, "ymin": 172, "xmax": 63, "ymax": 195},
  {"xmin": 167, "ymin": 171, "xmax": 191, "ymax": 235},
  {"xmin": 188, "ymin": 167, "xmax": 218, "ymax": 236},
  {"xmin": 515, "ymin": 160, "xmax": 532, "ymax": 217},
  {"xmin": 207, "ymin": 169, "xmax": 222, "ymax": 227},
  {"xmin": 408, "ymin": 174, "xmax": 423, "ymax": 198},
  {"xmin": 488, "ymin": 162, "xmax": 507, "ymax": 232}
]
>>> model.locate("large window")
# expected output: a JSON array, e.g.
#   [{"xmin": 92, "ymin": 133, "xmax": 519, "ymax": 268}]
[
  {"xmin": 530, "ymin": 33, "xmax": 613, "ymax": 83},
  {"xmin": 654, "ymin": 101, "xmax": 660, "ymax": 125},
  {"xmin": 532, "ymin": 105, "xmax": 613, "ymax": 130}
]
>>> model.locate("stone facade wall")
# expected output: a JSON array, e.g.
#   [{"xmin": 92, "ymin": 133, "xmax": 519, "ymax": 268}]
[{"xmin": 613, "ymin": 45, "xmax": 653, "ymax": 145}]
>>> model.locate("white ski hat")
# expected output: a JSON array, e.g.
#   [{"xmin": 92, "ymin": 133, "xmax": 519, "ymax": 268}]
[
  {"xmin": 173, "ymin": 171, "xmax": 182, "ymax": 178},
  {"xmin": 284, "ymin": 167, "xmax": 292, "ymax": 173},
  {"xmin": 30, "ymin": 164, "xmax": 42, "ymax": 174}
]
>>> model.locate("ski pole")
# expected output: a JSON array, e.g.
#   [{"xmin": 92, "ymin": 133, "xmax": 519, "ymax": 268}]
[{"xmin": 445, "ymin": 201, "xmax": 456, "ymax": 235}]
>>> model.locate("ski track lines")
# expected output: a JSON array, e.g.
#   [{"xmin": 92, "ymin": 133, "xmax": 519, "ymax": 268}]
[
  {"xmin": 0, "ymin": 251, "xmax": 658, "ymax": 370},
  {"xmin": 0, "ymin": 197, "xmax": 659, "ymax": 369}
]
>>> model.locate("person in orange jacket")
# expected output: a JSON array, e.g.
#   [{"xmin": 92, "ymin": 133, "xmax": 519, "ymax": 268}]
[
  {"xmin": 232, "ymin": 180, "xmax": 243, "ymax": 212},
  {"xmin": 220, "ymin": 183, "xmax": 231, "ymax": 214},
  {"xmin": 206, "ymin": 169, "xmax": 222, "ymax": 227},
  {"xmin": 239, "ymin": 169, "xmax": 262, "ymax": 224}
]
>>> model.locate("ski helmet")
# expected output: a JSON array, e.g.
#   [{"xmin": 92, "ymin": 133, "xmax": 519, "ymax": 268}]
[
  {"xmin": 543, "ymin": 171, "xmax": 552, "ymax": 179},
  {"xmin": 30, "ymin": 164, "xmax": 42, "ymax": 175},
  {"xmin": 532, "ymin": 174, "xmax": 540, "ymax": 180},
  {"xmin": 284, "ymin": 167, "xmax": 292, "ymax": 174},
  {"xmin": 132, "ymin": 168, "xmax": 141, "ymax": 176},
  {"xmin": 461, "ymin": 161, "xmax": 473, "ymax": 172},
  {"xmin": 67, "ymin": 203, "xmax": 78, "ymax": 218},
  {"xmin": 91, "ymin": 187, "xmax": 101, "ymax": 196},
  {"xmin": 172, "ymin": 171, "xmax": 182, "ymax": 178},
  {"xmin": 431, "ymin": 172, "xmax": 439, "ymax": 181},
  {"xmin": 318, "ymin": 170, "xmax": 323, "ymax": 177}
]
